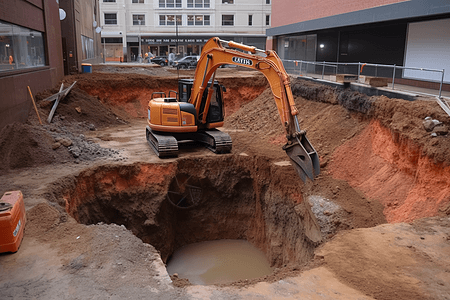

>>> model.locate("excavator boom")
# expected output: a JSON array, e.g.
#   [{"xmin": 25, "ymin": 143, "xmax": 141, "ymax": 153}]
[{"xmin": 190, "ymin": 38, "xmax": 320, "ymax": 181}]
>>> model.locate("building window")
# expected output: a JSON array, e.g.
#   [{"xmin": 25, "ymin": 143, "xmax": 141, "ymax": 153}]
[
  {"xmin": 132, "ymin": 0, "xmax": 144, "ymax": 3},
  {"xmin": 103, "ymin": 0, "xmax": 115, "ymax": 2},
  {"xmin": 160, "ymin": 15, "xmax": 182, "ymax": 26},
  {"xmin": 133, "ymin": 15, "xmax": 145, "ymax": 25},
  {"xmin": 160, "ymin": 0, "xmax": 182, "ymax": 8},
  {"xmin": 187, "ymin": 0, "xmax": 210, "ymax": 8},
  {"xmin": 0, "ymin": 21, "xmax": 46, "ymax": 72},
  {"xmin": 266, "ymin": 0, "xmax": 270, "ymax": 4},
  {"xmin": 248, "ymin": 15, "xmax": 252, "ymax": 26},
  {"xmin": 187, "ymin": 15, "xmax": 210, "ymax": 26},
  {"xmin": 104, "ymin": 13, "xmax": 117, "ymax": 25},
  {"xmin": 222, "ymin": 0, "xmax": 233, "ymax": 3},
  {"xmin": 266, "ymin": 14, "xmax": 270, "ymax": 26},
  {"xmin": 222, "ymin": 15, "xmax": 234, "ymax": 26},
  {"xmin": 81, "ymin": 35, "xmax": 94, "ymax": 59}
]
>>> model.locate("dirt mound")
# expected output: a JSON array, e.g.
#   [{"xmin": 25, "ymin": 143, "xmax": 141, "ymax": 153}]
[
  {"xmin": 0, "ymin": 122, "xmax": 72, "ymax": 171},
  {"xmin": 36, "ymin": 85, "xmax": 126, "ymax": 128}
]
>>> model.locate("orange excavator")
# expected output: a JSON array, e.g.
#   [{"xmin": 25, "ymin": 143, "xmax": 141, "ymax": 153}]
[{"xmin": 146, "ymin": 37, "xmax": 320, "ymax": 182}]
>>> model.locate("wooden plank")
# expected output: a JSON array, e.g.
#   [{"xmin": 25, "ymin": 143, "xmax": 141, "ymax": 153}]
[
  {"xmin": 47, "ymin": 84, "xmax": 64, "ymax": 123},
  {"xmin": 46, "ymin": 81, "xmax": 77, "ymax": 123},
  {"xmin": 27, "ymin": 86, "xmax": 42, "ymax": 125}
]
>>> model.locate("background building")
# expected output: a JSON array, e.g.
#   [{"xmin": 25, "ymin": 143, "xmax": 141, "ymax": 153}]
[
  {"xmin": 0, "ymin": 0, "xmax": 64, "ymax": 129},
  {"xmin": 60, "ymin": 0, "xmax": 103, "ymax": 74},
  {"xmin": 100, "ymin": 0, "xmax": 272, "ymax": 62},
  {"xmin": 267, "ymin": 0, "xmax": 450, "ymax": 86}
]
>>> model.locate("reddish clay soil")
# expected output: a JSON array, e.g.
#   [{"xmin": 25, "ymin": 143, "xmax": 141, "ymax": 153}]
[{"xmin": 1, "ymin": 66, "xmax": 450, "ymax": 300}]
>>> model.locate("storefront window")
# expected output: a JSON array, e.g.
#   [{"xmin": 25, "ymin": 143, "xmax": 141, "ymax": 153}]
[
  {"xmin": 277, "ymin": 34, "xmax": 317, "ymax": 61},
  {"xmin": 0, "ymin": 21, "xmax": 46, "ymax": 72}
]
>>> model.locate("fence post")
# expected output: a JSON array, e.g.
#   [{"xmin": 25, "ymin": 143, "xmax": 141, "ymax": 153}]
[
  {"xmin": 335, "ymin": 62, "xmax": 338, "ymax": 80},
  {"xmin": 375, "ymin": 64, "xmax": 378, "ymax": 77},
  {"xmin": 322, "ymin": 61, "xmax": 325, "ymax": 79},
  {"xmin": 300, "ymin": 61, "xmax": 303, "ymax": 76},
  {"xmin": 392, "ymin": 64, "xmax": 396, "ymax": 90},
  {"xmin": 439, "ymin": 69, "xmax": 445, "ymax": 98},
  {"xmin": 357, "ymin": 62, "xmax": 361, "ymax": 82}
]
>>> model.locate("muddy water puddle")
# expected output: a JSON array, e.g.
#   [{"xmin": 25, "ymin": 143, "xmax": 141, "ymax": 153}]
[{"xmin": 166, "ymin": 239, "xmax": 273, "ymax": 285}]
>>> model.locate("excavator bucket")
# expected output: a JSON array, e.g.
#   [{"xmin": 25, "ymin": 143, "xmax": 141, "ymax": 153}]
[{"xmin": 283, "ymin": 134, "xmax": 320, "ymax": 182}]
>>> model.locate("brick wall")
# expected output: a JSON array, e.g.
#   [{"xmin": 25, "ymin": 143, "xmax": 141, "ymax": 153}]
[{"xmin": 272, "ymin": 0, "xmax": 408, "ymax": 28}]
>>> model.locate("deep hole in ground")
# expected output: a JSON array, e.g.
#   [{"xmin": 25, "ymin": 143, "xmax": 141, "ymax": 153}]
[{"xmin": 58, "ymin": 156, "xmax": 322, "ymax": 276}]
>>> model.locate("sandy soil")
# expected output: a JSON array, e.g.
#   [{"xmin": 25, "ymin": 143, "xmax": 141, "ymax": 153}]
[{"xmin": 1, "ymin": 65, "xmax": 450, "ymax": 299}]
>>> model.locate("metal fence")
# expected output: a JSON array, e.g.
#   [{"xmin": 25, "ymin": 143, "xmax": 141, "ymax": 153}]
[{"xmin": 282, "ymin": 60, "xmax": 446, "ymax": 99}]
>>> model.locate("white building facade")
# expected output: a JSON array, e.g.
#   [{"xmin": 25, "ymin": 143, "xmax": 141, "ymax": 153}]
[{"xmin": 100, "ymin": 0, "xmax": 271, "ymax": 62}]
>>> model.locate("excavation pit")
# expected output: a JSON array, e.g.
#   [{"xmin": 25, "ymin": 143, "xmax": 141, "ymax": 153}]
[{"xmin": 60, "ymin": 156, "xmax": 322, "ymax": 285}]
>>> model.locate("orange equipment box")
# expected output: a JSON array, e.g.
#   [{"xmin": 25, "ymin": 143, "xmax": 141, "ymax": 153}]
[{"xmin": 0, "ymin": 191, "xmax": 26, "ymax": 253}]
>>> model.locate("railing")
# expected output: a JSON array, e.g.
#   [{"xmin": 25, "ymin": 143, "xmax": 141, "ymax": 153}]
[{"xmin": 281, "ymin": 60, "xmax": 446, "ymax": 99}]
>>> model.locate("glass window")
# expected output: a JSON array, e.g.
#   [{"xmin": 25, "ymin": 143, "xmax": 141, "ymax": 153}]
[
  {"xmin": 187, "ymin": 15, "xmax": 194, "ymax": 25},
  {"xmin": 160, "ymin": 15, "xmax": 181, "ymax": 26},
  {"xmin": 266, "ymin": 0, "xmax": 270, "ymax": 4},
  {"xmin": 248, "ymin": 15, "xmax": 252, "ymax": 26},
  {"xmin": 160, "ymin": 0, "xmax": 181, "ymax": 8},
  {"xmin": 195, "ymin": 15, "xmax": 203, "ymax": 26},
  {"xmin": 266, "ymin": 14, "xmax": 270, "ymax": 26},
  {"xmin": 0, "ymin": 21, "xmax": 46, "ymax": 72},
  {"xmin": 187, "ymin": 15, "xmax": 209, "ymax": 26},
  {"xmin": 188, "ymin": 0, "xmax": 209, "ymax": 8},
  {"xmin": 132, "ymin": 0, "xmax": 144, "ymax": 3},
  {"xmin": 103, "ymin": 0, "xmax": 116, "ymax": 2},
  {"xmin": 133, "ymin": 15, "xmax": 145, "ymax": 25},
  {"xmin": 81, "ymin": 35, "xmax": 94, "ymax": 59},
  {"xmin": 222, "ymin": 15, "xmax": 234, "ymax": 26},
  {"xmin": 167, "ymin": 15, "xmax": 175, "ymax": 26},
  {"xmin": 104, "ymin": 13, "xmax": 117, "ymax": 25},
  {"xmin": 222, "ymin": 0, "xmax": 233, "ymax": 3}
]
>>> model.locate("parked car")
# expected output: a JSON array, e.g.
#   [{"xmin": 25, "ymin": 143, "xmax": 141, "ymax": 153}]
[
  {"xmin": 151, "ymin": 56, "xmax": 168, "ymax": 66},
  {"xmin": 172, "ymin": 56, "xmax": 199, "ymax": 69}
]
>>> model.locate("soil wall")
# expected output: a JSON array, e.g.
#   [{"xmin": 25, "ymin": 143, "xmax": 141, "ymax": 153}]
[
  {"xmin": 67, "ymin": 73, "xmax": 268, "ymax": 119},
  {"xmin": 330, "ymin": 120, "xmax": 450, "ymax": 223}
]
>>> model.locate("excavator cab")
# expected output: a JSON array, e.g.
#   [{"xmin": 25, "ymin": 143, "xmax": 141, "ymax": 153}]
[{"xmin": 178, "ymin": 79, "xmax": 225, "ymax": 124}]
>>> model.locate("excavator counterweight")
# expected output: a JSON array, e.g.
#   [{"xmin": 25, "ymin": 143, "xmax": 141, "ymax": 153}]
[{"xmin": 146, "ymin": 37, "xmax": 320, "ymax": 182}]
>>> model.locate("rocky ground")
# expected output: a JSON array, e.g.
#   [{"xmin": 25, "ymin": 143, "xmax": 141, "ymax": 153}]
[{"xmin": 0, "ymin": 65, "xmax": 449, "ymax": 299}]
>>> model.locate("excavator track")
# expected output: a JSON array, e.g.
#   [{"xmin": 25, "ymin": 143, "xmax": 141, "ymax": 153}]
[
  {"xmin": 194, "ymin": 129, "xmax": 232, "ymax": 154},
  {"xmin": 146, "ymin": 126, "xmax": 178, "ymax": 158}
]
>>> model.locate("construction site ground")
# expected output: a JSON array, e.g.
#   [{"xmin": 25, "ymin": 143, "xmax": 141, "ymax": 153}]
[{"xmin": 1, "ymin": 64, "xmax": 450, "ymax": 300}]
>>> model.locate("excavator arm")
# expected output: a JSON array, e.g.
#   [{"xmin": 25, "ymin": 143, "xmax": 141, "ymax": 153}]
[{"xmin": 190, "ymin": 37, "xmax": 320, "ymax": 182}]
